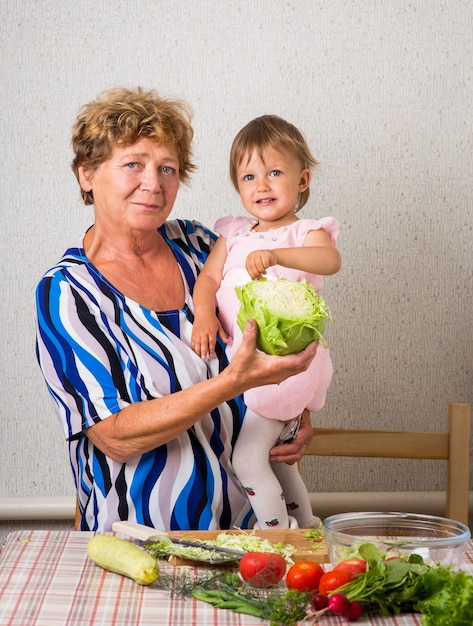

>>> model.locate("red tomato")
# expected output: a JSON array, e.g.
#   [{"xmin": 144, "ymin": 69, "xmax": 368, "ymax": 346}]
[
  {"xmin": 333, "ymin": 558, "xmax": 367, "ymax": 576},
  {"xmin": 239, "ymin": 552, "xmax": 286, "ymax": 588},
  {"xmin": 286, "ymin": 561, "xmax": 324, "ymax": 592},
  {"xmin": 318, "ymin": 569, "xmax": 353, "ymax": 596}
]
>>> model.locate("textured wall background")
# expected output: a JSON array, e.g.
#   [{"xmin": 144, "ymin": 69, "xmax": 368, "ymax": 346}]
[{"xmin": 1, "ymin": 1, "xmax": 471, "ymax": 531}]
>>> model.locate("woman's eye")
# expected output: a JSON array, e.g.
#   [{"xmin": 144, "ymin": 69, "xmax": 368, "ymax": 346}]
[
  {"xmin": 160, "ymin": 166, "xmax": 176, "ymax": 175},
  {"xmin": 126, "ymin": 162, "xmax": 140, "ymax": 170}
]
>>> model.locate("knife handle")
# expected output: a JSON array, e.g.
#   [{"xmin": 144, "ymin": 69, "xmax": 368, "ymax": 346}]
[{"xmin": 112, "ymin": 521, "xmax": 168, "ymax": 542}]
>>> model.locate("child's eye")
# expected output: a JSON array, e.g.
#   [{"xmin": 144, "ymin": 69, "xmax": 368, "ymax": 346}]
[
  {"xmin": 243, "ymin": 174, "xmax": 254, "ymax": 182},
  {"xmin": 269, "ymin": 169, "xmax": 282, "ymax": 177}
]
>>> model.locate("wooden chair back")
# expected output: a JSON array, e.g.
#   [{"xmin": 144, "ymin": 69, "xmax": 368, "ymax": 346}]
[{"xmin": 305, "ymin": 402, "xmax": 471, "ymax": 525}]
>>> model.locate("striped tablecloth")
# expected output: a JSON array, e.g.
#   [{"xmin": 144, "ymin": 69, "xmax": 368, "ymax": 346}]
[{"xmin": 0, "ymin": 530, "xmax": 472, "ymax": 626}]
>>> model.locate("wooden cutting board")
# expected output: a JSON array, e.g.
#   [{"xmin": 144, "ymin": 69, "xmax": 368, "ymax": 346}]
[{"xmin": 167, "ymin": 528, "xmax": 330, "ymax": 564}]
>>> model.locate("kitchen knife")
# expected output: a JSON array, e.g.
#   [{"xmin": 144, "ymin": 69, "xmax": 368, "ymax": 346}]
[{"xmin": 112, "ymin": 521, "xmax": 245, "ymax": 563}]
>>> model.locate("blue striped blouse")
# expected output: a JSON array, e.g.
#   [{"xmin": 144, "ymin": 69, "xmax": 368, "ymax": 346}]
[{"xmin": 35, "ymin": 219, "xmax": 252, "ymax": 531}]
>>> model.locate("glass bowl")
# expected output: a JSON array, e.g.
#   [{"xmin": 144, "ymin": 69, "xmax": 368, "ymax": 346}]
[{"xmin": 323, "ymin": 511, "xmax": 470, "ymax": 570}]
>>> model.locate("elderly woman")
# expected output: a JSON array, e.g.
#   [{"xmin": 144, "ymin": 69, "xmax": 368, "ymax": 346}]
[{"xmin": 35, "ymin": 87, "xmax": 317, "ymax": 532}]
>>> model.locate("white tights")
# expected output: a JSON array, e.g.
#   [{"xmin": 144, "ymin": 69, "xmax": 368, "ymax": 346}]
[{"xmin": 232, "ymin": 408, "xmax": 320, "ymax": 529}]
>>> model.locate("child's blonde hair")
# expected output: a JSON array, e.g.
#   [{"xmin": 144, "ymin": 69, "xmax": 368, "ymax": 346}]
[{"xmin": 229, "ymin": 115, "xmax": 318, "ymax": 212}]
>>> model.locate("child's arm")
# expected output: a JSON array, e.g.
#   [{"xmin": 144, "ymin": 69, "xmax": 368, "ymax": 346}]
[
  {"xmin": 245, "ymin": 228, "xmax": 341, "ymax": 279},
  {"xmin": 191, "ymin": 236, "xmax": 230, "ymax": 359}
]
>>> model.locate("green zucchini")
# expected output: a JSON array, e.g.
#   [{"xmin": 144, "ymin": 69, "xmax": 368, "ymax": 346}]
[{"xmin": 87, "ymin": 534, "xmax": 159, "ymax": 585}]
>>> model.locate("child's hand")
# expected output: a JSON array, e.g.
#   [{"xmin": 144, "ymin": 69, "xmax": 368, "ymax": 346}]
[
  {"xmin": 191, "ymin": 316, "xmax": 228, "ymax": 359},
  {"xmin": 245, "ymin": 249, "xmax": 278, "ymax": 279}
]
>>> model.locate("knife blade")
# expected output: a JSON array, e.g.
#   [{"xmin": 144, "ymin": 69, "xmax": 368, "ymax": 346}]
[{"xmin": 112, "ymin": 521, "xmax": 245, "ymax": 563}]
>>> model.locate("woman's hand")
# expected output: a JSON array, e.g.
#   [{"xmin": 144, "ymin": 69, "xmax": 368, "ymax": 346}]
[
  {"xmin": 269, "ymin": 409, "xmax": 313, "ymax": 465},
  {"xmin": 85, "ymin": 319, "xmax": 316, "ymax": 464},
  {"xmin": 226, "ymin": 320, "xmax": 318, "ymax": 393}
]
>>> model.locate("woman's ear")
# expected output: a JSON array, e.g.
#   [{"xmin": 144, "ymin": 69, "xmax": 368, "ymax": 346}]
[
  {"xmin": 78, "ymin": 166, "xmax": 93, "ymax": 192},
  {"xmin": 298, "ymin": 168, "xmax": 311, "ymax": 192}
]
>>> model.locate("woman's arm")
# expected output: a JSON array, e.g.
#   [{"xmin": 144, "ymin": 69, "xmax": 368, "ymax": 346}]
[{"xmin": 85, "ymin": 320, "xmax": 318, "ymax": 463}]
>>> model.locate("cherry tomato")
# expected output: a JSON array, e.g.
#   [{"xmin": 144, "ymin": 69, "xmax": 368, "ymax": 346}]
[
  {"xmin": 318, "ymin": 569, "xmax": 353, "ymax": 596},
  {"xmin": 333, "ymin": 558, "xmax": 367, "ymax": 576},
  {"xmin": 286, "ymin": 561, "xmax": 324, "ymax": 592},
  {"xmin": 239, "ymin": 552, "xmax": 286, "ymax": 588}
]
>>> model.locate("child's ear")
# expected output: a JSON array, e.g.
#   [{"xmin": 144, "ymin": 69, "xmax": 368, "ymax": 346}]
[{"xmin": 298, "ymin": 169, "xmax": 311, "ymax": 192}]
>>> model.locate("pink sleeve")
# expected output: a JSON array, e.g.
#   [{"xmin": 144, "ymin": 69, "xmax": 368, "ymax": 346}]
[
  {"xmin": 297, "ymin": 217, "xmax": 340, "ymax": 246},
  {"xmin": 214, "ymin": 216, "xmax": 253, "ymax": 238},
  {"xmin": 214, "ymin": 216, "xmax": 234, "ymax": 237}
]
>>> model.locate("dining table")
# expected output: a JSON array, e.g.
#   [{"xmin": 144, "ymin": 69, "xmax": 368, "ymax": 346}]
[{"xmin": 0, "ymin": 529, "xmax": 472, "ymax": 626}]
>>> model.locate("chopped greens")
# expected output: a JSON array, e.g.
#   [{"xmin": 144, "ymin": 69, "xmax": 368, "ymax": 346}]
[
  {"xmin": 146, "ymin": 530, "xmax": 296, "ymax": 563},
  {"xmin": 210, "ymin": 531, "xmax": 296, "ymax": 561},
  {"xmin": 145, "ymin": 537, "xmax": 230, "ymax": 563},
  {"xmin": 305, "ymin": 528, "xmax": 324, "ymax": 540}
]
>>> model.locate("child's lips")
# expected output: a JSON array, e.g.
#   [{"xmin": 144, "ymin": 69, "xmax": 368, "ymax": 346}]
[{"xmin": 256, "ymin": 197, "xmax": 275, "ymax": 205}]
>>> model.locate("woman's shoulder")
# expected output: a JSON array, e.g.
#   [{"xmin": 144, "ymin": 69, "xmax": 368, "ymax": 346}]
[
  {"xmin": 38, "ymin": 237, "xmax": 88, "ymax": 283},
  {"xmin": 161, "ymin": 219, "xmax": 217, "ymax": 243},
  {"xmin": 160, "ymin": 219, "xmax": 218, "ymax": 267}
]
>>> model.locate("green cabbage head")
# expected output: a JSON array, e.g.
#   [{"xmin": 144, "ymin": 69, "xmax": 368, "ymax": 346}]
[{"xmin": 235, "ymin": 277, "xmax": 331, "ymax": 355}]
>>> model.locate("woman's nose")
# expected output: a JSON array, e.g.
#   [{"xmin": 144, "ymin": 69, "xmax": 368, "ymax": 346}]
[{"xmin": 141, "ymin": 168, "xmax": 162, "ymax": 192}]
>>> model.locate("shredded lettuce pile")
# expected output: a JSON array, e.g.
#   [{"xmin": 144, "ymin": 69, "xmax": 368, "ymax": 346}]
[
  {"xmin": 235, "ymin": 277, "xmax": 330, "ymax": 355},
  {"xmin": 210, "ymin": 531, "xmax": 296, "ymax": 561},
  {"xmin": 146, "ymin": 531, "xmax": 296, "ymax": 563}
]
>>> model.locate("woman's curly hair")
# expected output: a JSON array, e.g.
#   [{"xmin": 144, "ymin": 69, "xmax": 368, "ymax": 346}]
[{"xmin": 71, "ymin": 87, "xmax": 196, "ymax": 205}]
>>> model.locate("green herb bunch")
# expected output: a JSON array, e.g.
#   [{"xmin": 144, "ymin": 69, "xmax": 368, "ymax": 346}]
[{"xmin": 158, "ymin": 569, "xmax": 311, "ymax": 626}]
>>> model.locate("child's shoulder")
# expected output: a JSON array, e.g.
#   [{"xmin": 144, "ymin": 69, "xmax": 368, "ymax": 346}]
[
  {"xmin": 294, "ymin": 216, "xmax": 340, "ymax": 243},
  {"xmin": 214, "ymin": 215, "xmax": 255, "ymax": 237}
]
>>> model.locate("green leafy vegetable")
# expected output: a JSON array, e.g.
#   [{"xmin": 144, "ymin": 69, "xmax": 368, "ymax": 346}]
[
  {"xmin": 235, "ymin": 277, "xmax": 330, "ymax": 355},
  {"xmin": 332, "ymin": 543, "xmax": 473, "ymax": 625},
  {"xmin": 416, "ymin": 568, "xmax": 473, "ymax": 625}
]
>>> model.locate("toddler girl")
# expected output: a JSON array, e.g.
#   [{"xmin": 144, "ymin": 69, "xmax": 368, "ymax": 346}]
[{"xmin": 192, "ymin": 115, "xmax": 341, "ymax": 529}]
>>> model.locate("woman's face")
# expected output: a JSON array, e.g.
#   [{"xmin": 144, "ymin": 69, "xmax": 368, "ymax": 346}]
[{"xmin": 78, "ymin": 137, "xmax": 181, "ymax": 234}]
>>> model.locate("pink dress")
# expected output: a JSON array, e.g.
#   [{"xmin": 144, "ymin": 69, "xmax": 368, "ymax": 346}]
[{"xmin": 215, "ymin": 215, "xmax": 340, "ymax": 421}]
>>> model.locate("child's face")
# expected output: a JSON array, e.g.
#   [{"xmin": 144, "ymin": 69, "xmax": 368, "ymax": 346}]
[{"xmin": 235, "ymin": 146, "xmax": 310, "ymax": 227}]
